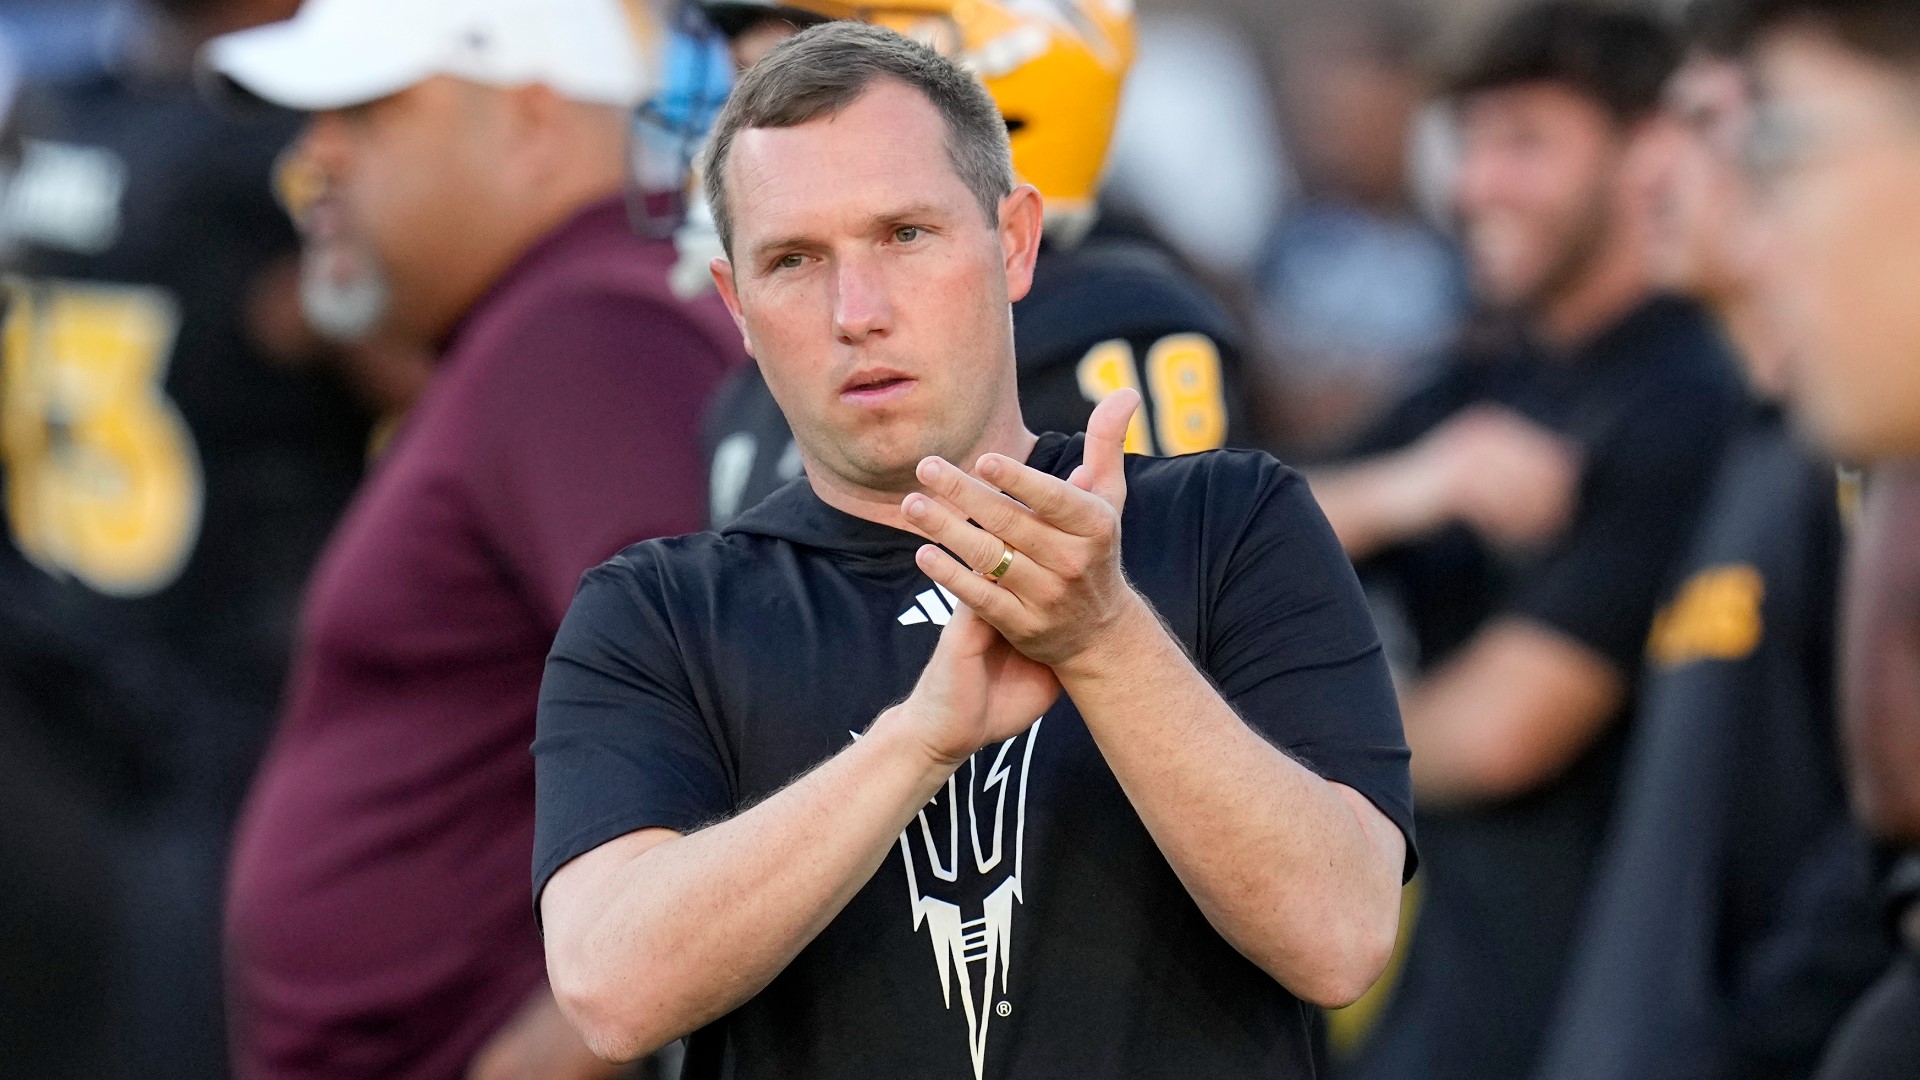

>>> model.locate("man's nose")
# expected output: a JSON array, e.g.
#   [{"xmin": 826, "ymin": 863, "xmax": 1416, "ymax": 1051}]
[
  {"xmin": 295, "ymin": 111, "xmax": 353, "ymax": 179},
  {"xmin": 832, "ymin": 252, "xmax": 893, "ymax": 345}
]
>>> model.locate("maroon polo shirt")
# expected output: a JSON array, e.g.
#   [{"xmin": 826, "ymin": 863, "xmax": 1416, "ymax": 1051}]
[{"xmin": 224, "ymin": 196, "xmax": 739, "ymax": 1080}]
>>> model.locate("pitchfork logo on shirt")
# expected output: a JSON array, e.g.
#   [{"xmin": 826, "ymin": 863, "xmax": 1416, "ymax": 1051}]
[
  {"xmin": 887, "ymin": 581, "xmax": 1041, "ymax": 1079},
  {"xmin": 900, "ymin": 723, "xmax": 1041, "ymax": 1080}
]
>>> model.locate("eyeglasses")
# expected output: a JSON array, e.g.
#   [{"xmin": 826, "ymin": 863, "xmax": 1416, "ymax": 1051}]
[{"xmin": 1743, "ymin": 91, "xmax": 1920, "ymax": 192}]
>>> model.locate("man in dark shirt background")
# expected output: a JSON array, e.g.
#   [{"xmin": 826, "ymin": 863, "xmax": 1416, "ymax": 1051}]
[
  {"xmin": 1534, "ymin": 8, "xmax": 1887, "ymax": 1076},
  {"xmin": 534, "ymin": 24, "xmax": 1410, "ymax": 1079},
  {"xmin": 0, "ymin": 0, "xmax": 373, "ymax": 1074},
  {"xmin": 693, "ymin": 0, "xmax": 1246, "ymax": 529},
  {"xmin": 1312, "ymin": 5, "xmax": 1743, "ymax": 1079},
  {"xmin": 207, "ymin": 0, "xmax": 740, "ymax": 1077}
]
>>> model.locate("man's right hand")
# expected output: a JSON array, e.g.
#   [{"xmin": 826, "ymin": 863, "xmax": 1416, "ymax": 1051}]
[
  {"xmin": 888, "ymin": 603, "xmax": 1059, "ymax": 767},
  {"xmin": 1408, "ymin": 405, "xmax": 1583, "ymax": 552}
]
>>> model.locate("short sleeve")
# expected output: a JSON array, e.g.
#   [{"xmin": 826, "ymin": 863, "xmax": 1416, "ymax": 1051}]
[
  {"xmin": 532, "ymin": 551, "xmax": 732, "ymax": 909},
  {"xmin": 1203, "ymin": 460, "xmax": 1417, "ymax": 879},
  {"xmin": 1510, "ymin": 377, "xmax": 1737, "ymax": 672},
  {"xmin": 465, "ymin": 290, "xmax": 735, "ymax": 630}
]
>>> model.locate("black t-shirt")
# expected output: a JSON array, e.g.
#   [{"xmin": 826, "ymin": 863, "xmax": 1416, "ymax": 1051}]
[
  {"xmin": 1535, "ymin": 410, "xmax": 1888, "ymax": 1080},
  {"xmin": 702, "ymin": 228, "xmax": 1244, "ymax": 528},
  {"xmin": 1345, "ymin": 296, "xmax": 1744, "ymax": 1080},
  {"xmin": 0, "ymin": 72, "xmax": 370, "ymax": 813},
  {"xmin": 535, "ymin": 434, "xmax": 1413, "ymax": 1080}
]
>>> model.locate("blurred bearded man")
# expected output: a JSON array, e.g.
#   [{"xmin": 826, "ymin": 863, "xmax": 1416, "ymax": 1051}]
[
  {"xmin": 206, "ymin": 0, "xmax": 740, "ymax": 1077},
  {"xmin": 1312, "ymin": 5, "xmax": 1744, "ymax": 1080}
]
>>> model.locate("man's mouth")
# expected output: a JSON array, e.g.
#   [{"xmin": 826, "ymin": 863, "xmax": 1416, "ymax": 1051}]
[{"xmin": 840, "ymin": 369, "xmax": 917, "ymax": 404}]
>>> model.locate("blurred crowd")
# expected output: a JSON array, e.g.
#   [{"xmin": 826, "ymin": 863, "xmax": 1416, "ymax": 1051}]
[{"xmin": 1, "ymin": 0, "xmax": 1918, "ymax": 1078}]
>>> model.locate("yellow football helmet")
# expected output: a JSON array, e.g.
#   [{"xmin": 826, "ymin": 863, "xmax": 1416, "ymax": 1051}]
[{"xmin": 776, "ymin": 0, "xmax": 1136, "ymax": 242}]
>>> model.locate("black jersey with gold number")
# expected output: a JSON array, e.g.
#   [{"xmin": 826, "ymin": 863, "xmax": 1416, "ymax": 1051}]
[
  {"xmin": 0, "ymin": 70, "xmax": 370, "ymax": 811},
  {"xmin": 702, "ymin": 225, "xmax": 1243, "ymax": 528}
]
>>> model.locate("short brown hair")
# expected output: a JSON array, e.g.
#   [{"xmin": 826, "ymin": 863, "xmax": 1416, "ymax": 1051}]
[
  {"xmin": 1447, "ymin": 1, "xmax": 1683, "ymax": 125},
  {"xmin": 701, "ymin": 21, "xmax": 1015, "ymax": 257}
]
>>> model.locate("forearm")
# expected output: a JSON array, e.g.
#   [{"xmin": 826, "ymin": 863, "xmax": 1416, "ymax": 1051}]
[
  {"xmin": 545, "ymin": 710, "xmax": 953, "ymax": 1060},
  {"xmin": 1057, "ymin": 598, "xmax": 1402, "ymax": 1006},
  {"xmin": 1401, "ymin": 619, "xmax": 1625, "ymax": 809},
  {"xmin": 1306, "ymin": 454, "xmax": 1440, "ymax": 561}
]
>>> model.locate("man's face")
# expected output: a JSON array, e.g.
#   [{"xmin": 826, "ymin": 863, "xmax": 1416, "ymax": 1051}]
[
  {"xmin": 1748, "ymin": 27, "xmax": 1920, "ymax": 461},
  {"xmin": 1652, "ymin": 56, "xmax": 1759, "ymax": 305},
  {"xmin": 293, "ymin": 77, "xmax": 498, "ymax": 344},
  {"xmin": 1453, "ymin": 83, "xmax": 1627, "ymax": 311},
  {"xmin": 712, "ymin": 78, "xmax": 1038, "ymax": 493}
]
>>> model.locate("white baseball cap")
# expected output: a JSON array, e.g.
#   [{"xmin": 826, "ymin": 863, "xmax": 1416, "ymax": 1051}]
[{"xmin": 205, "ymin": 0, "xmax": 653, "ymax": 112}]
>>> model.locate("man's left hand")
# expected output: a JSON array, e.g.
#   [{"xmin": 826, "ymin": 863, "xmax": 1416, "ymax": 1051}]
[{"xmin": 902, "ymin": 389, "xmax": 1149, "ymax": 675}]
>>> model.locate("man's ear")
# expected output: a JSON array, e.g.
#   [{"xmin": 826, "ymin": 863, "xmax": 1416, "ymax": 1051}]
[
  {"xmin": 710, "ymin": 257, "xmax": 755, "ymax": 356},
  {"xmin": 998, "ymin": 184, "xmax": 1044, "ymax": 304}
]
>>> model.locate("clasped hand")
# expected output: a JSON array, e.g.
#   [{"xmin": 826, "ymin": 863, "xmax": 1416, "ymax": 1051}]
[{"xmin": 887, "ymin": 390, "xmax": 1152, "ymax": 767}]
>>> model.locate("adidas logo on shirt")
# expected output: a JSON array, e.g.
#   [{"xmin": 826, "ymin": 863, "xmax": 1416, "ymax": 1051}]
[{"xmin": 897, "ymin": 584, "xmax": 961, "ymax": 627}]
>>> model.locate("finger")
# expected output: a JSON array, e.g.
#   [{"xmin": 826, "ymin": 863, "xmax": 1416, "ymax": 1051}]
[
  {"xmin": 915, "ymin": 544, "xmax": 1025, "ymax": 630},
  {"xmin": 913, "ymin": 456, "xmax": 1058, "ymax": 556},
  {"xmin": 1082, "ymin": 389, "xmax": 1139, "ymax": 510},
  {"xmin": 974, "ymin": 453, "xmax": 1111, "ymax": 539},
  {"xmin": 902, "ymin": 491, "xmax": 1013, "ymax": 578}
]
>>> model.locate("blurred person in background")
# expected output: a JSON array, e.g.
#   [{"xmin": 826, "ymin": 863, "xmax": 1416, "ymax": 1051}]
[
  {"xmin": 1728, "ymin": 0, "xmax": 1920, "ymax": 1075},
  {"xmin": 205, "ymin": 0, "xmax": 740, "ymax": 1076},
  {"xmin": 1310, "ymin": 5, "xmax": 1744, "ymax": 1079},
  {"xmin": 1249, "ymin": 1, "xmax": 1470, "ymax": 457},
  {"xmin": 0, "ymin": 0, "xmax": 375, "ymax": 1074},
  {"xmin": 1532, "ymin": 5, "xmax": 1889, "ymax": 1076},
  {"xmin": 692, "ymin": 0, "xmax": 1247, "ymax": 529}
]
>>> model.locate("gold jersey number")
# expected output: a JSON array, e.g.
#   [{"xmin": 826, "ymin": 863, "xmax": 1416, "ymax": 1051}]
[
  {"xmin": 1074, "ymin": 333, "xmax": 1227, "ymax": 456},
  {"xmin": 0, "ymin": 278, "xmax": 202, "ymax": 596}
]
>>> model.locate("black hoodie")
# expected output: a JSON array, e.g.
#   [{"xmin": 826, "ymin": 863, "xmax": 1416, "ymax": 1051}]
[{"xmin": 534, "ymin": 433, "xmax": 1413, "ymax": 1080}]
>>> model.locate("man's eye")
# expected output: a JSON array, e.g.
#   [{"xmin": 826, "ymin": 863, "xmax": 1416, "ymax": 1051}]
[
  {"xmin": 893, "ymin": 226, "xmax": 922, "ymax": 244},
  {"xmin": 775, "ymin": 253, "xmax": 805, "ymax": 270}
]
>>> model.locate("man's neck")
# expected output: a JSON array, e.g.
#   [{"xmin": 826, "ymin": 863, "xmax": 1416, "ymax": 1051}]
[
  {"xmin": 1714, "ymin": 288, "xmax": 1791, "ymax": 401},
  {"xmin": 808, "ymin": 422, "xmax": 1041, "ymax": 533},
  {"xmin": 1535, "ymin": 230, "xmax": 1655, "ymax": 354},
  {"xmin": 426, "ymin": 182, "xmax": 623, "ymax": 349}
]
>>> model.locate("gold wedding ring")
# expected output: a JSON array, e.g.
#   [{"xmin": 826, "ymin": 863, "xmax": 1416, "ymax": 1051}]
[{"xmin": 983, "ymin": 546, "xmax": 1016, "ymax": 583}]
